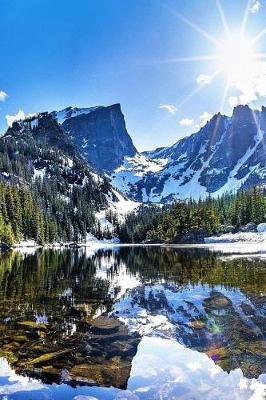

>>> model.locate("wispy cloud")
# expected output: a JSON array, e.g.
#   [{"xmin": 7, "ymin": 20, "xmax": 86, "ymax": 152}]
[
  {"xmin": 179, "ymin": 112, "xmax": 212, "ymax": 131},
  {"xmin": 249, "ymin": 0, "xmax": 261, "ymax": 13},
  {"xmin": 199, "ymin": 111, "xmax": 212, "ymax": 126},
  {"xmin": 196, "ymin": 74, "xmax": 212, "ymax": 85},
  {"xmin": 179, "ymin": 118, "xmax": 194, "ymax": 126},
  {"xmin": 0, "ymin": 90, "xmax": 8, "ymax": 102},
  {"xmin": 159, "ymin": 103, "xmax": 177, "ymax": 114}
]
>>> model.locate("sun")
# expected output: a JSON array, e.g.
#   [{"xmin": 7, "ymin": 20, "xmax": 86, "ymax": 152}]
[
  {"xmin": 218, "ymin": 33, "xmax": 255, "ymax": 83},
  {"xmin": 166, "ymin": 1, "xmax": 266, "ymax": 112}
]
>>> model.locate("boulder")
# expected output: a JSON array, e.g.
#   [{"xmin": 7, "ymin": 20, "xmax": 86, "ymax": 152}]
[
  {"xmin": 239, "ymin": 222, "xmax": 257, "ymax": 232},
  {"xmin": 189, "ymin": 320, "xmax": 206, "ymax": 329},
  {"xmin": 257, "ymin": 223, "xmax": 266, "ymax": 233},
  {"xmin": 204, "ymin": 293, "xmax": 231, "ymax": 309},
  {"xmin": 220, "ymin": 225, "xmax": 235, "ymax": 233},
  {"xmin": 89, "ymin": 316, "xmax": 121, "ymax": 335}
]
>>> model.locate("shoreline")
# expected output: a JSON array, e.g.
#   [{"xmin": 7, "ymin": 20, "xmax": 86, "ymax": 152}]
[{"xmin": 2, "ymin": 230, "xmax": 266, "ymax": 257}]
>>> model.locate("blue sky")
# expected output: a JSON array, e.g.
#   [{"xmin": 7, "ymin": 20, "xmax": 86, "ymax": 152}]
[{"xmin": 0, "ymin": 0, "xmax": 266, "ymax": 150}]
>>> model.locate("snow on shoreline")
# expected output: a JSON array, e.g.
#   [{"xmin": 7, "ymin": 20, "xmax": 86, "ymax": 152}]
[
  {"xmin": 9, "ymin": 236, "xmax": 120, "ymax": 255},
  {"xmin": 202, "ymin": 231, "xmax": 266, "ymax": 255},
  {"xmin": 8, "ymin": 230, "xmax": 266, "ymax": 257},
  {"xmin": 205, "ymin": 231, "xmax": 266, "ymax": 244}
]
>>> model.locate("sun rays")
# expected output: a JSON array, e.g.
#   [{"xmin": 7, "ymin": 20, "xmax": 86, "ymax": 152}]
[
  {"xmin": 177, "ymin": 69, "xmax": 222, "ymax": 109},
  {"xmin": 163, "ymin": 0, "xmax": 266, "ymax": 116}
]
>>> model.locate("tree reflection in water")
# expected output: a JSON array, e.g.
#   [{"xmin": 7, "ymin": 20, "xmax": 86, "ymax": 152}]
[{"xmin": 0, "ymin": 246, "xmax": 265, "ymax": 392}]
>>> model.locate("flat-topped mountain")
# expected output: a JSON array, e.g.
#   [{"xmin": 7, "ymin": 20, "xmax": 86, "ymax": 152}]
[{"xmin": 52, "ymin": 103, "xmax": 137, "ymax": 172}]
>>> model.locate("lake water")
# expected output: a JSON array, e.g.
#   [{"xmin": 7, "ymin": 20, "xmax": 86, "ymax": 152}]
[{"xmin": 0, "ymin": 246, "xmax": 265, "ymax": 399}]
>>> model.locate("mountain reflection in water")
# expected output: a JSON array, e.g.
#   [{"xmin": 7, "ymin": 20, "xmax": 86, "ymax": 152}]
[{"xmin": 0, "ymin": 246, "xmax": 265, "ymax": 399}]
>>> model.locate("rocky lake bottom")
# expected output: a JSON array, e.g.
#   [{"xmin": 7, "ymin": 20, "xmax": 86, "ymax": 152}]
[{"xmin": 0, "ymin": 245, "xmax": 265, "ymax": 399}]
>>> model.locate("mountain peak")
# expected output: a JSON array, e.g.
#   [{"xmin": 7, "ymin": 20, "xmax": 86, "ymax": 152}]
[
  {"xmin": 232, "ymin": 104, "xmax": 254, "ymax": 122},
  {"xmin": 54, "ymin": 103, "xmax": 137, "ymax": 172},
  {"xmin": 109, "ymin": 103, "xmax": 266, "ymax": 203}
]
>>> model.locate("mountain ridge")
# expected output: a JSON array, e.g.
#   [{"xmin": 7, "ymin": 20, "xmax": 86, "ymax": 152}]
[
  {"xmin": 3, "ymin": 102, "xmax": 266, "ymax": 206},
  {"xmin": 109, "ymin": 104, "xmax": 266, "ymax": 203}
]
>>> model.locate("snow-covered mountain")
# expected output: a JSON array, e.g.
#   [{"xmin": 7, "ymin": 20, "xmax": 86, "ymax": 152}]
[
  {"xmin": 110, "ymin": 105, "xmax": 266, "ymax": 203},
  {"xmin": 50, "ymin": 104, "xmax": 169, "ymax": 200},
  {"xmin": 46, "ymin": 103, "xmax": 266, "ymax": 203},
  {"xmin": 0, "ymin": 111, "xmax": 138, "ymax": 240},
  {"xmin": 4, "ymin": 103, "xmax": 266, "ymax": 207}
]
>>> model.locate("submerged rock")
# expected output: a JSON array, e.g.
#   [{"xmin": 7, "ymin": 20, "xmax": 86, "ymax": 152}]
[
  {"xmin": 204, "ymin": 293, "xmax": 231, "ymax": 309},
  {"xmin": 68, "ymin": 357, "xmax": 132, "ymax": 388},
  {"xmin": 89, "ymin": 316, "xmax": 122, "ymax": 335},
  {"xmin": 17, "ymin": 321, "xmax": 48, "ymax": 330},
  {"xmin": 26, "ymin": 348, "xmax": 74, "ymax": 366},
  {"xmin": 1, "ymin": 314, "xmax": 140, "ymax": 389},
  {"xmin": 189, "ymin": 320, "xmax": 206, "ymax": 329}
]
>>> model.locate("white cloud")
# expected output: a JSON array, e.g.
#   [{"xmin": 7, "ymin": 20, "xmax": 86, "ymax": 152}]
[
  {"xmin": 249, "ymin": 0, "xmax": 261, "ymax": 13},
  {"xmin": 6, "ymin": 110, "xmax": 26, "ymax": 127},
  {"xmin": 5, "ymin": 110, "xmax": 37, "ymax": 127},
  {"xmin": 179, "ymin": 118, "xmax": 194, "ymax": 126},
  {"xmin": 131, "ymin": 336, "xmax": 266, "ymax": 400},
  {"xmin": 199, "ymin": 111, "xmax": 212, "ymax": 126},
  {"xmin": 228, "ymin": 96, "xmax": 239, "ymax": 107},
  {"xmin": 159, "ymin": 103, "xmax": 177, "ymax": 115},
  {"xmin": 239, "ymin": 90, "xmax": 258, "ymax": 104},
  {"xmin": 179, "ymin": 112, "xmax": 212, "ymax": 131},
  {"xmin": 0, "ymin": 91, "xmax": 8, "ymax": 102},
  {"xmin": 196, "ymin": 74, "xmax": 212, "ymax": 85},
  {"xmin": 228, "ymin": 60, "xmax": 266, "ymax": 106}
]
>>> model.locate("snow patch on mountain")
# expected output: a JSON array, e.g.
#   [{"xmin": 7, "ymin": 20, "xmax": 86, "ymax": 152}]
[
  {"xmin": 52, "ymin": 106, "xmax": 101, "ymax": 125},
  {"xmin": 213, "ymin": 128, "xmax": 264, "ymax": 196},
  {"xmin": 32, "ymin": 167, "xmax": 46, "ymax": 181},
  {"xmin": 107, "ymin": 189, "xmax": 139, "ymax": 217},
  {"xmin": 111, "ymin": 153, "xmax": 167, "ymax": 196}
]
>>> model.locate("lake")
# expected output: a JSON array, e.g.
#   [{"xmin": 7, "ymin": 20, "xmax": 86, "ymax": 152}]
[{"xmin": 0, "ymin": 245, "xmax": 265, "ymax": 399}]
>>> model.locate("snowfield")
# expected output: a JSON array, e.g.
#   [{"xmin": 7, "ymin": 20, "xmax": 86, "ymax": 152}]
[
  {"xmin": 53, "ymin": 106, "xmax": 101, "ymax": 124},
  {"xmin": 111, "ymin": 153, "xmax": 167, "ymax": 198}
]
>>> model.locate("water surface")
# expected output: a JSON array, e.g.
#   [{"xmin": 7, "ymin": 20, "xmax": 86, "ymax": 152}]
[{"xmin": 0, "ymin": 246, "xmax": 265, "ymax": 399}]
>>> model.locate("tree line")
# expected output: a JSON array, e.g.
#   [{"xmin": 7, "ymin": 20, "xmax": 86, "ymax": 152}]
[
  {"xmin": 0, "ymin": 120, "xmax": 112, "ymax": 245},
  {"xmin": 118, "ymin": 187, "xmax": 266, "ymax": 243},
  {"xmin": 0, "ymin": 182, "xmax": 50, "ymax": 245}
]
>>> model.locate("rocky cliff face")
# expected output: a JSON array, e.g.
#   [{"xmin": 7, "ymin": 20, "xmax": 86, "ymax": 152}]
[{"xmin": 52, "ymin": 104, "xmax": 137, "ymax": 172}]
